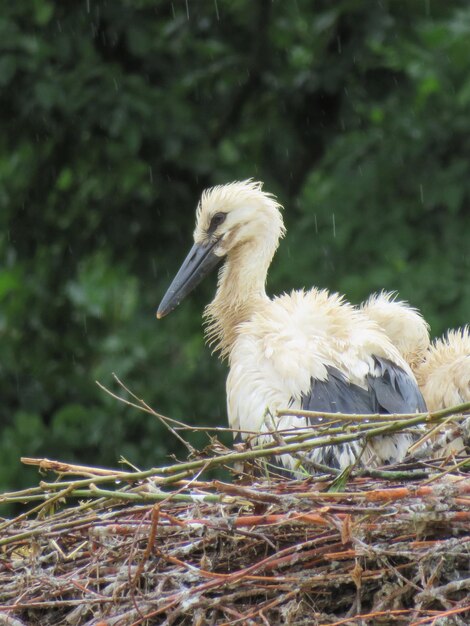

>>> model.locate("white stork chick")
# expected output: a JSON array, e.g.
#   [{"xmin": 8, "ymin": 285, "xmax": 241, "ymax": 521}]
[
  {"xmin": 415, "ymin": 327, "xmax": 470, "ymax": 455},
  {"xmin": 415, "ymin": 326, "xmax": 470, "ymax": 412},
  {"xmin": 360, "ymin": 292, "xmax": 430, "ymax": 371},
  {"xmin": 157, "ymin": 181, "xmax": 426, "ymax": 472}
]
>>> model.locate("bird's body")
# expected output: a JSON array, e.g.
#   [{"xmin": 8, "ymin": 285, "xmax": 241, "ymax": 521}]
[
  {"xmin": 158, "ymin": 181, "xmax": 426, "ymax": 472},
  {"xmin": 227, "ymin": 288, "xmax": 423, "ymax": 470}
]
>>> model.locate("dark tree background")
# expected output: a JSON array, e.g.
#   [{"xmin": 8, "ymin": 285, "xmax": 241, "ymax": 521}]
[{"xmin": 1, "ymin": 0, "xmax": 469, "ymax": 491}]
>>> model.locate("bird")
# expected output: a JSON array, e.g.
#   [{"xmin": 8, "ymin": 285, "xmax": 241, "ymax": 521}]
[
  {"xmin": 415, "ymin": 326, "xmax": 470, "ymax": 412},
  {"xmin": 360, "ymin": 292, "xmax": 430, "ymax": 371},
  {"xmin": 157, "ymin": 180, "xmax": 427, "ymax": 472},
  {"xmin": 415, "ymin": 326, "xmax": 470, "ymax": 455}
]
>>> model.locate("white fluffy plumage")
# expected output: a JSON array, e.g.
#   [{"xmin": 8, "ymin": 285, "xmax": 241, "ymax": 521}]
[
  {"xmin": 360, "ymin": 292, "xmax": 430, "ymax": 371},
  {"xmin": 415, "ymin": 326, "xmax": 470, "ymax": 412}
]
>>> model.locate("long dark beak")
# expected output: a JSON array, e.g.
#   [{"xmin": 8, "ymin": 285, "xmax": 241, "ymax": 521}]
[{"xmin": 157, "ymin": 240, "xmax": 222, "ymax": 318}]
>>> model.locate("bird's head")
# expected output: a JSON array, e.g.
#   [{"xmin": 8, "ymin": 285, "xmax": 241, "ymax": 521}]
[{"xmin": 157, "ymin": 180, "xmax": 284, "ymax": 318}]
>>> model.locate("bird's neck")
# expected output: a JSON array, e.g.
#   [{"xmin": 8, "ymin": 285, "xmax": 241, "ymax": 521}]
[{"xmin": 204, "ymin": 240, "xmax": 275, "ymax": 359}]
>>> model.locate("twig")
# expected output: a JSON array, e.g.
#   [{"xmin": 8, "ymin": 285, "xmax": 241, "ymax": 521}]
[{"xmin": 277, "ymin": 401, "xmax": 470, "ymax": 422}]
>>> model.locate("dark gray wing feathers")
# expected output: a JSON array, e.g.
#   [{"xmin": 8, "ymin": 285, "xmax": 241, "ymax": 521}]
[
  {"xmin": 301, "ymin": 357, "xmax": 426, "ymax": 417},
  {"xmin": 367, "ymin": 357, "xmax": 427, "ymax": 414},
  {"xmin": 302, "ymin": 367, "xmax": 374, "ymax": 420}
]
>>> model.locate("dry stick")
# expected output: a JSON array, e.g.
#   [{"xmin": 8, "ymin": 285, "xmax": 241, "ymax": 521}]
[
  {"xmin": 220, "ymin": 590, "xmax": 298, "ymax": 626},
  {"xmin": 0, "ymin": 484, "xmax": 76, "ymax": 532},
  {"xmin": 212, "ymin": 481, "xmax": 281, "ymax": 504},
  {"xmin": 355, "ymin": 467, "xmax": 430, "ymax": 480},
  {"xmin": 415, "ymin": 577, "xmax": 470, "ymax": 603},
  {"xmin": 20, "ymin": 457, "xmax": 131, "ymax": 477},
  {"xmin": 410, "ymin": 604, "xmax": 470, "ymax": 626},
  {"xmin": 97, "ymin": 378, "xmax": 261, "ymax": 436},
  {"xmin": 320, "ymin": 608, "xmax": 420, "ymax": 626},
  {"xmin": 421, "ymin": 455, "xmax": 470, "ymax": 486},
  {"xmin": 75, "ymin": 486, "xmax": 233, "ymax": 504},
  {"xmin": 21, "ymin": 460, "xmax": 228, "ymax": 492},
  {"xmin": 0, "ymin": 513, "xmax": 104, "ymax": 548},
  {"xmin": 408, "ymin": 413, "xmax": 462, "ymax": 454},
  {"xmin": 131, "ymin": 505, "xmax": 160, "ymax": 585},
  {"xmin": 0, "ymin": 599, "xmax": 114, "ymax": 611},
  {"xmin": 10, "ymin": 464, "xmax": 197, "ymax": 500},
  {"xmin": 111, "ymin": 374, "xmax": 195, "ymax": 454}
]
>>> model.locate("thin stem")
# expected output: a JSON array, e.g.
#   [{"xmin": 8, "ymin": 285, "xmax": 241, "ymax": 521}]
[{"xmin": 277, "ymin": 400, "xmax": 470, "ymax": 422}]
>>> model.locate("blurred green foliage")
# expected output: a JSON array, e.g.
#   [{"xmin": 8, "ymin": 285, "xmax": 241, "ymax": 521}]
[{"xmin": 1, "ymin": 0, "xmax": 469, "ymax": 492}]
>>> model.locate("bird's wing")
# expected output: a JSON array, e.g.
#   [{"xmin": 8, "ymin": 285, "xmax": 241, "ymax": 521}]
[
  {"xmin": 298, "ymin": 368, "xmax": 374, "ymax": 469},
  {"xmin": 298, "ymin": 359, "xmax": 425, "ymax": 469},
  {"xmin": 301, "ymin": 358, "xmax": 426, "ymax": 417},
  {"xmin": 366, "ymin": 356, "xmax": 427, "ymax": 414},
  {"xmin": 301, "ymin": 367, "xmax": 374, "ymax": 420}
]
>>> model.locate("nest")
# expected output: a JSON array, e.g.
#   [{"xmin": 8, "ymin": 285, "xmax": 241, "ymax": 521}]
[{"xmin": 0, "ymin": 399, "xmax": 469, "ymax": 626}]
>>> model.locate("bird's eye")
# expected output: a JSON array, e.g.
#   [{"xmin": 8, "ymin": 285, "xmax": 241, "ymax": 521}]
[{"xmin": 208, "ymin": 212, "xmax": 226, "ymax": 233}]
